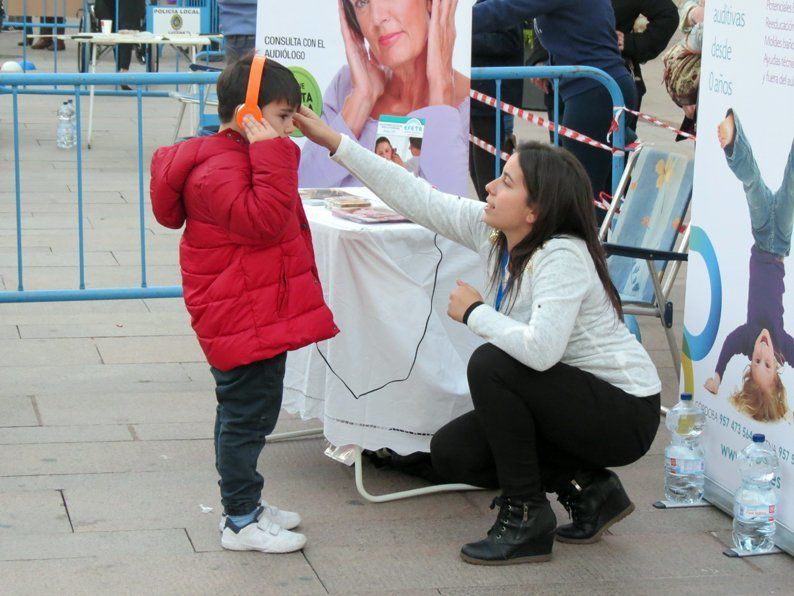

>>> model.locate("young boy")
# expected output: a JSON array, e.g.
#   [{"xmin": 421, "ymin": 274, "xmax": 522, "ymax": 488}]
[{"xmin": 150, "ymin": 55, "xmax": 338, "ymax": 553}]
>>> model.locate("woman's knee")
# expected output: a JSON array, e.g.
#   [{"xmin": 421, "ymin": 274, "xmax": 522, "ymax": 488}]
[{"xmin": 466, "ymin": 343, "xmax": 508, "ymax": 387}]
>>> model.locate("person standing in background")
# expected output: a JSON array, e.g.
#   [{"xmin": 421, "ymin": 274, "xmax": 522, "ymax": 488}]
[
  {"xmin": 470, "ymin": 0, "xmax": 524, "ymax": 202},
  {"xmin": 30, "ymin": 15, "xmax": 65, "ymax": 51},
  {"xmin": 218, "ymin": 0, "xmax": 257, "ymax": 64},
  {"xmin": 662, "ymin": 0, "xmax": 704, "ymax": 140},
  {"xmin": 612, "ymin": 0, "xmax": 677, "ymax": 120},
  {"xmin": 472, "ymin": 0, "xmax": 638, "ymax": 220},
  {"xmin": 528, "ymin": 0, "xmax": 677, "ymax": 136},
  {"xmin": 94, "ymin": 0, "xmax": 146, "ymax": 86}
]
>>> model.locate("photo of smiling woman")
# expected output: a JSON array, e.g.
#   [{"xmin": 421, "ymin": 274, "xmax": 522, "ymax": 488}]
[{"xmin": 298, "ymin": 0, "xmax": 472, "ymax": 196}]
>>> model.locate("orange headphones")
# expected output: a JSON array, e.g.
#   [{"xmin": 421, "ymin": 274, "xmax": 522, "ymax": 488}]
[{"xmin": 235, "ymin": 54, "xmax": 267, "ymax": 129}]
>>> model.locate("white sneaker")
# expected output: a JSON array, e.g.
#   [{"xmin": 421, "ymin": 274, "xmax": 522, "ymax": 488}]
[
  {"xmin": 218, "ymin": 501, "xmax": 302, "ymax": 533},
  {"xmin": 221, "ymin": 517, "xmax": 307, "ymax": 553}
]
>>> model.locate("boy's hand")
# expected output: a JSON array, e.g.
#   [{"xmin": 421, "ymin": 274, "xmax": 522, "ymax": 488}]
[
  {"xmin": 294, "ymin": 106, "xmax": 342, "ymax": 153},
  {"xmin": 704, "ymin": 373, "xmax": 721, "ymax": 394},
  {"xmin": 243, "ymin": 114, "xmax": 278, "ymax": 143}
]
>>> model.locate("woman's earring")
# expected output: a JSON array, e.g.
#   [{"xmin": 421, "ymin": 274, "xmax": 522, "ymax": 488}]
[{"xmin": 489, "ymin": 228, "xmax": 501, "ymax": 245}]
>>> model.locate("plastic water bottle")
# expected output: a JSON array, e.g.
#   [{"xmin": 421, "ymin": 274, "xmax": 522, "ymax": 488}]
[
  {"xmin": 664, "ymin": 393, "xmax": 705, "ymax": 503},
  {"xmin": 732, "ymin": 434, "xmax": 779, "ymax": 553},
  {"xmin": 56, "ymin": 100, "xmax": 76, "ymax": 149}
]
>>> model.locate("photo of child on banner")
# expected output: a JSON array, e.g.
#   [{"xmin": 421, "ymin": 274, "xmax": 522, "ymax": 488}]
[
  {"xmin": 297, "ymin": 0, "xmax": 472, "ymax": 196},
  {"xmin": 704, "ymin": 109, "xmax": 794, "ymax": 425}
]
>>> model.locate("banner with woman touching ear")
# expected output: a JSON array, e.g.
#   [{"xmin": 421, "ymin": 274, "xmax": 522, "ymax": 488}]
[{"xmin": 256, "ymin": 0, "xmax": 475, "ymax": 196}]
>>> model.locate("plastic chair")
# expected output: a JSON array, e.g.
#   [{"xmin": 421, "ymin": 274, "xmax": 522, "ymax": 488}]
[
  {"xmin": 169, "ymin": 61, "xmax": 220, "ymax": 142},
  {"xmin": 599, "ymin": 146, "xmax": 695, "ymax": 376}
]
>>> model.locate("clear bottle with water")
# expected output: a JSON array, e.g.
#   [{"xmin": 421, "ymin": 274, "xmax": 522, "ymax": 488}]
[
  {"xmin": 56, "ymin": 100, "xmax": 77, "ymax": 149},
  {"xmin": 664, "ymin": 393, "xmax": 705, "ymax": 503},
  {"xmin": 732, "ymin": 433, "xmax": 779, "ymax": 553}
]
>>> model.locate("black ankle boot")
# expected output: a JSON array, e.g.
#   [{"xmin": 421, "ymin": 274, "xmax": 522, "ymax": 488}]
[
  {"xmin": 460, "ymin": 495, "xmax": 556, "ymax": 565},
  {"xmin": 555, "ymin": 469, "xmax": 634, "ymax": 544}
]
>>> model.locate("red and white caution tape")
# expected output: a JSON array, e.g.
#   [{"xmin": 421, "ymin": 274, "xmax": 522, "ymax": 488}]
[
  {"xmin": 613, "ymin": 106, "xmax": 696, "ymax": 141},
  {"xmin": 471, "ymin": 135, "xmax": 614, "ymax": 212},
  {"xmin": 470, "ymin": 90, "xmax": 631, "ymax": 156},
  {"xmin": 469, "ymin": 134, "xmax": 511, "ymax": 161}
]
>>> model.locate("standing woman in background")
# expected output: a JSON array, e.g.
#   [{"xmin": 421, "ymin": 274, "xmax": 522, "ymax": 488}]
[{"xmin": 473, "ymin": 0, "xmax": 639, "ymax": 216}]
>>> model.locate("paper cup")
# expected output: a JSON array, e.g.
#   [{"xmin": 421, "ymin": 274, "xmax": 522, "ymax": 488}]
[{"xmin": 100, "ymin": 20, "xmax": 113, "ymax": 34}]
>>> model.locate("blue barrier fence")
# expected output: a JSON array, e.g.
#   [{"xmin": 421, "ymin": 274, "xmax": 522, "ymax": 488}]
[
  {"xmin": 2, "ymin": 1, "xmax": 221, "ymax": 74},
  {"xmin": 2, "ymin": 0, "xmax": 83, "ymax": 74},
  {"xmin": 472, "ymin": 65, "xmax": 627, "ymax": 192},
  {"xmin": 0, "ymin": 66, "xmax": 626, "ymax": 304},
  {"xmin": 0, "ymin": 70, "xmax": 218, "ymax": 303}
]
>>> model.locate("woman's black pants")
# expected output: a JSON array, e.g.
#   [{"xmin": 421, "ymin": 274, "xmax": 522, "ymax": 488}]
[{"xmin": 430, "ymin": 344, "xmax": 660, "ymax": 496}]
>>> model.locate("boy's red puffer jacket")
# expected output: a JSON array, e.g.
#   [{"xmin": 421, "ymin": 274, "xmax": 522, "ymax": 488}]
[{"xmin": 150, "ymin": 130, "xmax": 338, "ymax": 371}]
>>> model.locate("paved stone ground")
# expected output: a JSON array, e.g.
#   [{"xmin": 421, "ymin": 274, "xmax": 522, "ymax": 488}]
[{"xmin": 1, "ymin": 21, "xmax": 793, "ymax": 596}]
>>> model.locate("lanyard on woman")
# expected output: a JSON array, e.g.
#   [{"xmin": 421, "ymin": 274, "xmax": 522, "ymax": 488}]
[{"xmin": 494, "ymin": 251, "xmax": 509, "ymax": 312}]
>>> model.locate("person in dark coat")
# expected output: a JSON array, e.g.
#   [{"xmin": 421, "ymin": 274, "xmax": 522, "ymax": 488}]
[
  {"xmin": 528, "ymin": 0, "xmax": 678, "ymax": 132},
  {"xmin": 473, "ymin": 0, "xmax": 639, "ymax": 220},
  {"xmin": 470, "ymin": 0, "xmax": 524, "ymax": 201}
]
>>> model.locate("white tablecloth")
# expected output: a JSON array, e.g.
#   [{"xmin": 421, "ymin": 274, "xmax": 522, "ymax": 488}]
[{"xmin": 283, "ymin": 192, "xmax": 485, "ymax": 455}]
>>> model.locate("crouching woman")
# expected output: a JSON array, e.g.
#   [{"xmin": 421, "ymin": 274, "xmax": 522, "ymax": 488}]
[{"xmin": 294, "ymin": 106, "xmax": 662, "ymax": 565}]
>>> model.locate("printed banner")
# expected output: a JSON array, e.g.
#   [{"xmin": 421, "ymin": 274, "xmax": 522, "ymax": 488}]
[
  {"xmin": 681, "ymin": 0, "xmax": 794, "ymax": 552},
  {"xmin": 256, "ymin": 0, "xmax": 474, "ymax": 196}
]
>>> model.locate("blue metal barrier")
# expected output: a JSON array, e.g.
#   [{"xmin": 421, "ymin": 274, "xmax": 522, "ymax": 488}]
[
  {"xmin": 1, "ymin": 0, "xmax": 84, "ymax": 74},
  {"xmin": 0, "ymin": 70, "xmax": 219, "ymax": 304},
  {"xmin": 3, "ymin": 1, "xmax": 218, "ymax": 74},
  {"xmin": 471, "ymin": 65, "xmax": 627, "ymax": 195},
  {"xmin": 0, "ymin": 67, "xmax": 623, "ymax": 305}
]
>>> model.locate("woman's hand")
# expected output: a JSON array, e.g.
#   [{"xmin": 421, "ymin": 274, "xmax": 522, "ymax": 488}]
[
  {"xmin": 616, "ymin": 30, "xmax": 625, "ymax": 52},
  {"xmin": 704, "ymin": 373, "xmax": 721, "ymax": 394},
  {"xmin": 338, "ymin": 0, "xmax": 386, "ymax": 137},
  {"xmin": 293, "ymin": 106, "xmax": 342, "ymax": 153},
  {"xmin": 447, "ymin": 280, "xmax": 483, "ymax": 323},
  {"xmin": 242, "ymin": 114, "xmax": 278, "ymax": 143},
  {"xmin": 427, "ymin": 0, "xmax": 458, "ymax": 106}
]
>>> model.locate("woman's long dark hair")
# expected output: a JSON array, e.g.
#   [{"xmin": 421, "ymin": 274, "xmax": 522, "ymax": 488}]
[{"xmin": 490, "ymin": 142, "xmax": 623, "ymax": 320}]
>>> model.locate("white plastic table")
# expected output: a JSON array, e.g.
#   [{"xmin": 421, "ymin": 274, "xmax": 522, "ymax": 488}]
[
  {"xmin": 49, "ymin": 32, "xmax": 220, "ymax": 148},
  {"xmin": 285, "ymin": 191, "xmax": 486, "ymax": 456}
]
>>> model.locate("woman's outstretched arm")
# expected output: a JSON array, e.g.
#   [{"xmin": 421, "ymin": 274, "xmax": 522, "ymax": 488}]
[{"xmin": 295, "ymin": 107, "xmax": 489, "ymax": 252}]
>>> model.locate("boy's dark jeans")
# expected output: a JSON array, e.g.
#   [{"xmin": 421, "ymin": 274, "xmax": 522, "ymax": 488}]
[{"xmin": 211, "ymin": 353, "xmax": 286, "ymax": 516}]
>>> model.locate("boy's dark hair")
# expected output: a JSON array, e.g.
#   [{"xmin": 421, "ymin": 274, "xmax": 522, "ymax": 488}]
[
  {"xmin": 216, "ymin": 54, "xmax": 301, "ymax": 123},
  {"xmin": 409, "ymin": 137, "xmax": 423, "ymax": 150},
  {"xmin": 375, "ymin": 136, "xmax": 392, "ymax": 148}
]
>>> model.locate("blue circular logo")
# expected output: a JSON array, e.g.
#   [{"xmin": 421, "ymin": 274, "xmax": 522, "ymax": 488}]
[{"xmin": 683, "ymin": 226, "xmax": 722, "ymax": 361}]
